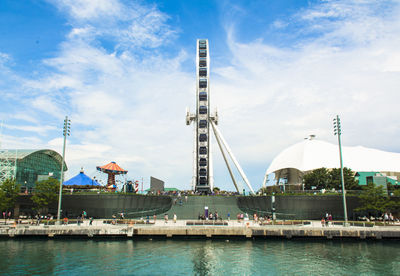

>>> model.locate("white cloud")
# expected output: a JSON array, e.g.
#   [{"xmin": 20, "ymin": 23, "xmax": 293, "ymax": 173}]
[
  {"xmin": 212, "ymin": 0, "xmax": 400, "ymax": 188},
  {"xmin": 3, "ymin": 0, "xmax": 400, "ymax": 191},
  {"xmin": 50, "ymin": 0, "xmax": 123, "ymax": 21},
  {"xmin": 51, "ymin": 0, "xmax": 175, "ymax": 48},
  {"xmin": 4, "ymin": 123, "xmax": 56, "ymax": 135}
]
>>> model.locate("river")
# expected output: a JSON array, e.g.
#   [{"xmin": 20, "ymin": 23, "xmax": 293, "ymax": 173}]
[{"xmin": 0, "ymin": 238, "xmax": 399, "ymax": 275}]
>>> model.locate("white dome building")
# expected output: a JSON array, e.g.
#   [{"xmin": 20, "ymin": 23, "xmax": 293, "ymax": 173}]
[{"xmin": 263, "ymin": 136, "xmax": 400, "ymax": 188}]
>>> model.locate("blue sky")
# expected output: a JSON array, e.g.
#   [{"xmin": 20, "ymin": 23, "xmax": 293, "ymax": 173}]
[{"xmin": 1, "ymin": 0, "xmax": 400, "ymax": 191}]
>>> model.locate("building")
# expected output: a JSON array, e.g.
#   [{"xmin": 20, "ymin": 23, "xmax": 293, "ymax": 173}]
[
  {"xmin": 150, "ymin": 176, "xmax": 164, "ymax": 193},
  {"xmin": 0, "ymin": 149, "xmax": 67, "ymax": 191},
  {"xmin": 264, "ymin": 136, "xmax": 400, "ymax": 189},
  {"xmin": 355, "ymin": 172, "xmax": 398, "ymax": 187}
]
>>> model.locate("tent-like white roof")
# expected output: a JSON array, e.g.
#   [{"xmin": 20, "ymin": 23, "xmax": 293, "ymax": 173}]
[{"xmin": 266, "ymin": 138, "xmax": 400, "ymax": 174}]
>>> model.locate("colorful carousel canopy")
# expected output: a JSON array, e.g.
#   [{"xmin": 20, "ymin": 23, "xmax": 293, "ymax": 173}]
[
  {"xmin": 96, "ymin": 161, "xmax": 128, "ymax": 174},
  {"xmin": 63, "ymin": 168, "xmax": 101, "ymax": 186}
]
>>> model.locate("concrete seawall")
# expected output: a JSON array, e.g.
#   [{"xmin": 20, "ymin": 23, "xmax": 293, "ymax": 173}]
[{"xmin": 2, "ymin": 221, "xmax": 399, "ymax": 240}]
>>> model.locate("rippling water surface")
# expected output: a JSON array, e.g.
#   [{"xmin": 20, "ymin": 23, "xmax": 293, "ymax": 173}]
[{"xmin": 0, "ymin": 238, "xmax": 399, "ymax": 275}]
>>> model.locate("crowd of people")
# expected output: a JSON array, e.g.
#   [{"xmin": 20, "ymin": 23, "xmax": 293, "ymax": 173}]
[{"xmin": 358, "ymin": 212, "xmax": 398, "ymax": 223}]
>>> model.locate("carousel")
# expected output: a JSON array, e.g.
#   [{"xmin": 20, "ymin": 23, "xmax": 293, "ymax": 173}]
[{"xmin": 96, "ymin": 161, "xmax": 128, "ymax": 190}]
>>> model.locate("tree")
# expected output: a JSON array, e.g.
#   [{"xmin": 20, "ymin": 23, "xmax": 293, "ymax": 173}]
[
  {"xmin": 31, "ymin": 178, "xmax": 59, "ymax": 211},
  {"xmin": 0, "ymin": 179, "xmax": 20, "ymax": 212},
  {"xmin": 355, "ymin": 183, "xmax": 388, "ymax": 215},
  {"xmin": 303, "ymin": 168, "xmax": 329, "ymax": 190},
  {"xmin": 328, "ymin": 167, "xmax": 359, "ymax": 190}
]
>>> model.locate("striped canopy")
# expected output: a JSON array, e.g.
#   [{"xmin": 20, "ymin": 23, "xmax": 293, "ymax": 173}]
[{"xmin": 96, "ymin": 161, "xmax": 128, "ymax": 174}]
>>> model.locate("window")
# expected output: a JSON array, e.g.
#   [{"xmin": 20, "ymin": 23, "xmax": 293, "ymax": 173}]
[
  {"xmin": 199, "ymin": 147, "xmax": 207, "ymax": 154},
  {"xmin": 199, "ymin": 168, "xmax": 207, "ymax": 176},
  {"xmin": 199, "ymin": 78, "xmax": 207, "ymax": 88},
  {"xmin": 199, "ymin": 57, "xmax": 207, "ymax": 67},
  {"xmin": 199, "ymin": 106, "xmax": 207, "ymax": 114},
  {"xmin": 199, "ymin": 68, "xmax": 207, "ymax": 76},
  {"xmin": 199, "ymin": 120, "xmax": 207, "ymax": 128},
  {"xmin": 199, "ymin": 134, "xmax": 207, "ymax": 142},
  {"xmin": 199, "ymin": 92, "xmax": 207, "ymax": 101},
  {"xmin": 199, "ymin": 158, "xmax": 207, "ymax": 166}
]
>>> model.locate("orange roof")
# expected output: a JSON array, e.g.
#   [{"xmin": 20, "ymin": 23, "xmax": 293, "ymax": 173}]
[{"xmin": 96, "ymin": 161, "xmax": 128, "ymax": 174}]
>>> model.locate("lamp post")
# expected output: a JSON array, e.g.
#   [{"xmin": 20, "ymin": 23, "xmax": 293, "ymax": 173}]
[
  {"xmin": 57, "ymin": 116, "xmax": 70, "ymax": 223},
  {"xmin": 333, "ymin": 115, "xmax": 348, "ymax": 226}
]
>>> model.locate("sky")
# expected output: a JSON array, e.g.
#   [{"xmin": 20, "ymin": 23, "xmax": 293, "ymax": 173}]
[{"xmin": 1, "ymin": 0, "xmax": 400, "ymax": 191}]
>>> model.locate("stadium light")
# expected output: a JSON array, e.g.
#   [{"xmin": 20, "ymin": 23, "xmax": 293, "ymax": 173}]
[
  {"xmin": 333, "ymin": 115, "xmax": 348, "ymax": 226},
  {"xmin": 57, "ymin": 116, "xmax": 71, "ymax": 223}
]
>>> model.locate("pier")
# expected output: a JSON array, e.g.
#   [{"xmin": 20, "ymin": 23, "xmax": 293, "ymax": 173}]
[{"xmin": 1, "ymin": 220, "xmax": 399, "ymax": 240}]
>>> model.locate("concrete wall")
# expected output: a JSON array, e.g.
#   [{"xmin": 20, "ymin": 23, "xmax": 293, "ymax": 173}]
[
  {"xmin": 16, "ymin": 194, "xmax": 383, "ymax": 220},
  {"xmin": 237, "ymin": 196, "xmax": 361, "ymax": 220},
  {"xmin": 16, "ymin": 194, "xmax": 172, "ymax": 219}
]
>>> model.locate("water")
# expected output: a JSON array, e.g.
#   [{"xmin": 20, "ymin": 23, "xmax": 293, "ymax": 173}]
[{"xmin": 0, "ymin": 238, "xmax": 399, "ymax": 275}]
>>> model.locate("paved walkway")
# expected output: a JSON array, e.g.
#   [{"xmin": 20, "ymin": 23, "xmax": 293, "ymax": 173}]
[{"xmin": 4, "ymin": 219, "xmax": 399, "ymax": 230}]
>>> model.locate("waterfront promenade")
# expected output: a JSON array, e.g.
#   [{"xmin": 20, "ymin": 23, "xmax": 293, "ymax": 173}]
[{"xmin": 1, "ymin": 219, "xmax": 400, "ymax": 240}]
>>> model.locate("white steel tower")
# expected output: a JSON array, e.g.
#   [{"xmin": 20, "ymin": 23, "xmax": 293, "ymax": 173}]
[
  {"xmin": 186, "ymin": 39, "xmax": 255, "ymax": 195},
  {"xmin": 186, "ymin": 39, "xmax": 214, "ymax": 193}
]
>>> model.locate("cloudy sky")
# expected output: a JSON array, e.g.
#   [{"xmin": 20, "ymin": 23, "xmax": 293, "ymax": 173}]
[{"xmin": 1, "ymin": 0, "xmax": 400, "ymax": 191}]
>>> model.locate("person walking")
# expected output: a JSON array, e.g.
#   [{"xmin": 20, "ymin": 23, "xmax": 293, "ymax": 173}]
[
  {"xmin": 89, "ymin": 217, "xmax": 93, "ymax": 226},
  {"xmin": 164, "ymin": 214, "xmax": 168, "ymax": 224},
  {"xmin": 173, "ymin": 213, "xmax": 177, "ymax": 223},
  {"xmin": 328, "ymin": 214, "xmax": 333, "ymax": 226}
]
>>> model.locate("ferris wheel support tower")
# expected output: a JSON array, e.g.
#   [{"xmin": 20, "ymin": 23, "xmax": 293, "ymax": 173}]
[{"xmin": 186, "ymin": 39, "xmax": 255, "ymax": 195}]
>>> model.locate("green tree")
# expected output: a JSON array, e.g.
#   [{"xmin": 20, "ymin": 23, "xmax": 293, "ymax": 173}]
[
  {"xmin": 355, "ymin": 183, "xmax": 388, "ymax": 215},
  {"xmin": 31, "ymin": 178, "xmax": 59, "ymax": 211},
  {"xmin": 303, "ymin": 168, "xmax": 329, "ymax": 190},
  {"xmin": 0, "ymin": 179, "xmax": 20, "ymax": 212},
  {"xmin": 328, "ymin": 167, "xmax": 359, "ymax": 190}
]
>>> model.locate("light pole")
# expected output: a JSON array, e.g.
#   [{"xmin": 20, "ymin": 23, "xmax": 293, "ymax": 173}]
[
  {"xmin": 333, "ymin": 115, "xmax": 348, "ymax": 225},
  {"xmin": 57, "ymin": 116, "xmax": 70, "ymax": 223}
]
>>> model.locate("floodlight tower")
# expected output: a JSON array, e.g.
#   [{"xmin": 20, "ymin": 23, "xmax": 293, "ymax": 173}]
[
  {"xmin": 57, "ymin": 116, "xmax": 70, "ymax": 222},
  {"xmin": 333, "ymin": 115, "xmax": 348, "ymax": 225}
]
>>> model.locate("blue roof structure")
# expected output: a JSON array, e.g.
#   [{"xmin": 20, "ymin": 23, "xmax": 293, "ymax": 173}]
[{"xmin": 63, "ymin": 169, "xmax": 101, "ymax": 186}]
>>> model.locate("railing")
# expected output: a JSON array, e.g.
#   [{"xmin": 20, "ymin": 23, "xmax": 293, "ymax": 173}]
[{"xmin": 186, "ymin": 221, "xmax": 228, "ymax": 226}]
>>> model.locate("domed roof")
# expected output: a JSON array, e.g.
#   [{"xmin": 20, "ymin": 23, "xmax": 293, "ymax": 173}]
[{"xmin": 266, "ymin": 137, "xmax": 400, "ymax": 174}]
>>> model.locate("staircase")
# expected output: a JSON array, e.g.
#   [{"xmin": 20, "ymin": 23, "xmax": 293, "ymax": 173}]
[{"xmin": 166, "ymin": 196, "xmax": 242, "ymax": 220}]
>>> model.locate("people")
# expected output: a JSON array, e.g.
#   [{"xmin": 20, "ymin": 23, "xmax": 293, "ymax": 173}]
[
  {"xmin": 164, "ymin": 214, "xmax": 168, "ymax": 224},
  {"xmin": 321, "ymin": 217, "xmax": 326, "ymax": 227},
  {"xmin": 173, "ymin": 213, "xmax": 177, "ymax": 223}
]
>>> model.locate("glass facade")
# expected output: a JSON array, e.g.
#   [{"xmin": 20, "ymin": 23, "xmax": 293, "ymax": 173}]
[{"xmin": 0, "ymin": 149, "xmax": 66, "ymax": 190}]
